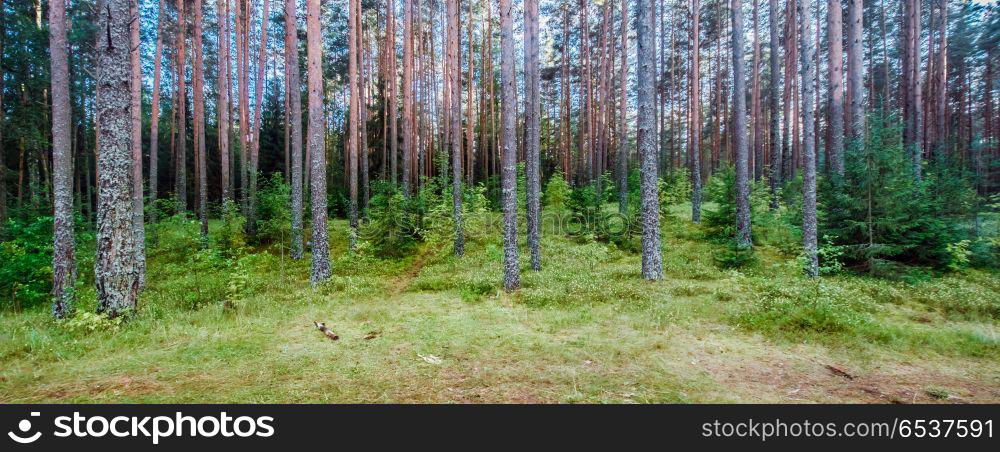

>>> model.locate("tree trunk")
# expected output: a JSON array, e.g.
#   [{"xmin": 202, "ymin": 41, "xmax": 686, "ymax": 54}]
[
  {"xmin": 638, "ymin": 0, "xmax": 663, "ymax": 279},
  {"xmin": 50, "ymin": 0, "xmax": 76, "ymax": 318},
  {"xmin": 193, "ymin": 0, "xmax": 208, "ymax": 239},
  {"xmin": 448, "ymin": 0, "xmax": 466, "ymax": 257},
  {"xmin": 690, "ymin": 0, "xmax": 702, "ymax": 223},
  {"xmin": 308, "ymin": 0, "xmax": 329, "ymax": 283},
  {"xmin": 933, "ymin": 0, "xmax": 946, "ymax": 159},
  {"xmin": 402, "ymin": 0, "xmax": 414, "ymax": 196},
  {"xmin": 827, "ymin": 0, "xmax": 845, "ymax": 177},
  {"xmin": 847, "ymin": 0, "xmax": 863, "ymax": 147},
  {"xmin": 524, "ymin": 0, "xmax": 540, "ymax": 268},
  {"xmin": 150, "ymin": 0, "xmax": 165, "ymax": 220},
  {"xmin": 388, "ymin": 1, "xmax": 398, "ymax": 185},
  {"xmin": 96, "ymin": 0, "xmax": 140, "ymax": 317},
  {"xmin": 751, "ymin": 0, "xmax": 762, "ymax": 181},
  {"xmin": 130, "ymin": 0, "xmax": 146, "ymax": 286},
  {"xmin": 732, "ymin": 0, "xmax": 751, "ymax": 250},
  {"xmin": 499, "ymin": 0, "xmax": 520, "ymax": 291},
  {"xmin": 349, "ymin": 0, "xmax": 360, "ymax": 251},
  {"xmin": 768, "ymin": 0, "xmax": 781, "ymax": 207},
  {"xmin": 248, "ymin": 0, "xmax": 271, "ymax": 236},
  {"xmin": 617, "ymin": 0, "xmax": 628, "ymax": 214},
  {"xmin": 176, "ymin": 0, "xmax": 188, "ymax": 209},
  {"xmin": 286, "ymin": 0, "xmax": 304, "ymax": 259},
  {"xmin": 798, "ymin": 0, "xmax": 818, "ymax": 277},
  {"xmin": 217, "ymin": 0, "xmax": 231, "ymax": 201}
]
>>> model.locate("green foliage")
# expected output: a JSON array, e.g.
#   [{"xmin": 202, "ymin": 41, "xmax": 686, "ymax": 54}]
[
  {"xmin": 359, "ymin": 182, "xmax": 420, "ymax": 258},
  {"xmin": 543, "ymin": 171, "xmax": 572, "ymax": 212},
  {"xmin": 703, "ymin": 165, "xmax": 800, "ymax": 258},
  {"xmin": 660, "ymin": 168, "xmax": 692, "ymax": 205},
  {"xmin": 821, "ymin": 112, "xmax": 981, "ymax": 273},
  {"xmin": 60, "ymin": 311, "xmax": 123, "ymax": 334},
  {"xmin": 255, "ymin": 173, "xmax": 292, "ymax": 245},
  {"xmin": 0, "ymin": 216, "xmax": 54, "ymax": 310},
  {"xmin": 214, "ymin": 200, "xmax": 247, "ymax": 257}
]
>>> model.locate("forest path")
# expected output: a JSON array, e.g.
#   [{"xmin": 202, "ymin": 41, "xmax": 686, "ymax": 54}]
[{"xmin": 387, "ymin": 244, "xmax": 441, "ymax": 296}]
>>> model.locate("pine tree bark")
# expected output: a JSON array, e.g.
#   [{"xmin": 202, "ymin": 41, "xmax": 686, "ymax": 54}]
[
  {"xmin": 217, "ymin": 0, "xmax": 231, "ymax": 201},
  {"xmin": 846, "ymin": 0, "xmax": 863, "ymax": 146},
  {"xmin": 448, "ymin": 0, "xmax": 465, "ymax": 257},
  {"xmin": 129, "ymin": 0, "xmax": 147, "ymax": 287},
  {"xmin": 617, "ymin": 0, "xmax": 628, "ymax": 214},
  {"xmin": 751, "ymin": 0, "xmax": 762, "ymax": 181},
  {"xmin": 348, "ymin": 0, "xmax": 360, "ymax": 251},
  {"xmin": 638, "ymin": 0, "xmax": 663, "ymax": 280},
  {"xmin": 176, "ymin": 0, "xmax": 188, "ymax": 209},
  {"xmin": 248, "ymin": 0, "xmax": 272, "ymax": 236},
  {"xmin": 286, "ymin": 0, "xmax": 304, "ymax": 259},
  {"xmin": 933, "ymin": 0, "xmax": 946, "ymax": 159},
  {"xmin": 96, "ymin": 0, "xmax": 140, "ymax": 317},
  {"xmin": 402, "ymin": 0, "xmax": 414, "ymax": 196},
  {"xmin": 387, "ymin": 1, "xmax": 398, "ymax": 185},
  {"xmin": 524, "ymin": 0, "xmax": 540, "ymax": 269},
  {"xmin": 50, "ymin": 0, "xmax": 76, "ymax": 318},
  {"xmin": 798, "ymin": 0, "xmax": 818, "ymax": 277},
  {"xmin": 767, "ymin": 0, "xmax": 781, "ymax": 206},
  {"xmin": 193, "ymin": 0, "xmax": 208, "ymax": 239},
  {"xmin": 308, "ymin": 0, "xmax": 329, "ymax": 283},
  {"xmin": 499, "ymin": 0, "xmax": 520, "ymax": 291},
  {"xmin": 732, "ymin": 0, "xmax": 752, "ymax": 250},
  {"xmin": 827, "ymin": 0, "xmax": 845, "ymax": 177},
  {"xmin": 690, "ymin": 0, "xmax": 702, "ymax": 223},
  {"xmin": 150, "ymin": 0, "xmax": 165, "ymax": 219}
]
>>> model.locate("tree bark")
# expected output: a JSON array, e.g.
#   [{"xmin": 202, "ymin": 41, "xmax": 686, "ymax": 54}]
[
  {"xmin": 308, "ymin": 0, "xmax": 329, "ymax": 283},
  {"xmin": 798, "ymin": 0, "xmax": 818, "ymax": 277},
  {"xmin": 617, "ymin": 0, "xmax": 628, "ymax": 214},
  {"xmin": 767, "ymin": 0, "xmax": 781, "ymax": 206},
  {"xmin": 751, "ymin": 0, "xmax": 762, "ymax": 181},
  {"xmin": 193, "ymin": 0, "xmax": 208, "ymax": 239},
  {"xmin": 499, "ymin": 0, "xmax": 520, "ymax": 291},
  {"xmin": 96, "ymin": 0, "xmax": 140, "ymax": 317},
  {"xmin": 248, "ymin": 0, "xmax": 272, "ymax": 236},
  {"xmin": 348, "ymin": 0, "xmax": 360, "ymax": 251},
  {"xmin": 524, "ymin": 0, "xmax": 539, "ymax": 268},
  {"xmin": 130, "ymin": 0, "xmax": 146, "ymax": 286},
  {"xmin": 638, "ymin": 0, "xmax": 663, "ymax": 280},
  {"xmin": 690, "ymin": 0, "xmax": 702, "ymax": 223},
  {"xmin": 846, "ymin": 0, "xmax": 863, "ymax": 147},
  {"xmin": 402, "ymin": 0, "xmax": 414, "ymax": 195},
  {"xmin": 176, "ymin": 0, "xmax": 188, "ymax": 209},
  {"xmin": 449, "ymin": 0, "xmax": 466, "ymax": 257},
  {"xmin": 150, "ymin": 0, "xmax": 166, "ymax": 219},
  {"xmin": 50, "ymin": 0, "xmax": 76, "ymax": 318},
  {"xmin": 827, "ymin": 0, "xmax": 845, "ymax": 177},
  {"xmin": 286, "ymin": 0, "xmax": 304, "ymax": 259},
  {"xmin": 732, "ymin": 0, "xmax": 751, "ymax": 250},
  {"xmin": 217, "ymin": 0, "xmax": 231, "ymax": 201}
]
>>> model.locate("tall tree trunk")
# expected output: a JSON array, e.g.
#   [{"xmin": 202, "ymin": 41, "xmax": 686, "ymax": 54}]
[
  {"xmin": 690, "ymin": 0, "xmax": 702, "ymax": 223},
  {"xmin": 847, "ymin": 0, "xmax": 863, "ymax": 147},
  {"xmin": 617, "ymin": 0, "xmax": 628, "ymax": 214},
  {"xmin": 524, "ymin": 0, "xmax": 540, "ymax": 269},
  {"xmin": 176, "ymin": 0, "xmax": 188, "ymax": 209},
  {"xmin": 827, "ymin": 0, "xmax": 845, "ymax": 177},
  {"xmin": 50, "ymin": 0, "xmax": 75, "ymax": 318},
  {"xmin": 193, "ymin": 0, "xmax": 208, "ymax": 239},
  {"xmin": 560, "ymin": 4, "xmax": 571, "ymax": 181},
  {"xmin": 248, "ymin": 0, "xmax": 271, "ymax": 236},
  {"xmin": 933, "ymin": 0, "xmax": 946, "ymax": 159},
  {"xmin": 308, "ymin": 0, "xmax": 329, "ymax": 283},
  {"xmin": 349, "ymin": 0, "xmax": 360, "ymax": 251},
  {"xmin": 751, "ymin": 0, "xmax": 762, "ymax": 181},
  {"xmin": 96, "ymin": 0, "xmax": 140, "ymax": 317},
  {"xmin": 798, "ymin": 0, "xmax": 818, "ymax": 277},
  {"xmin": 768, "ymin": 0, "xmax": 781, "ymax": 207},
  {"xmin": 388, "ymin": 0, "xmax": 398, "ymax": 185},
  {"xmin": 403, "ymin": 0, "xmax": 414, "ymax": 195},
  {"xmin": 905, "ymin": 0, "xmax": 922, "ymax": 179},
  {"xmin": 638, "ymin": 0, "xmax": 663, "ymax": 279},
  {"xmin": 217, "ymin": 0, "xmax": 231, "ymax": 201},
  {"xmin": 448, "ymin": 0, "xmax": 465, "ymax": 257},
  {"xmin": 286, "ymin": 0, "xmax": 304, "ymax": 259},
  {"xmin": 499, "ymin": 0, "xmax": 520, "ymax": 291},
  {"xmin": 0, "ymin": 0, "xmax": 5, "ymax": 224},
  {"xmin": 732, "ymin": 0, "xmax": 751, "ymax": 250},
  {"xmin": 131, "ymin": 0, "xmax": 146, "ymax": 286},
  {"xmin": 359, "ymin": 10, "xmax": 370, "ymax": 213},
  {"xmin": 150, "ymin": 0, "xmax": 165, "ymax": 221}
]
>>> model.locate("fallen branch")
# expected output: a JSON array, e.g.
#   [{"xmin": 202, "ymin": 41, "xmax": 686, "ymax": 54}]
[
  {"xmin": 824, "ymin": 364, "xmax": 856, "ymax": 380},
  {"xmin": 313, "ymin": 322, "xmax": 339, "ymax": 341}
]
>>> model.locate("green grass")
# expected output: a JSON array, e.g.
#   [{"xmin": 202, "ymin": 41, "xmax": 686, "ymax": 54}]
[{"xmin": 1, "ymin": 205, "xmax": 998, "ymax": 403}]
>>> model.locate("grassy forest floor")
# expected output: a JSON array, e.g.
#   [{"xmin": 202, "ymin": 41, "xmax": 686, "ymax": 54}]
[{"xmin": 1, "ymin": 204, "xmax": 998, "ymax": 403}]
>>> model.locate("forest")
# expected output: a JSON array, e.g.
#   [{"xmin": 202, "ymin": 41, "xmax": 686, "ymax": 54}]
[{"xmin": 0, "ymin": 0, "xmax": 998, "ymax": 403}]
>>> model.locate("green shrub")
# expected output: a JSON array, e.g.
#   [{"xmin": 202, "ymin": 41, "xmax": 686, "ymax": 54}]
[
  {"xmin": 255, "ymin": 173, "xmax": 292, "ymax": 245},
  {"xmin": 543, "ymin": 171, "xmax": 572, "ymax": 212},
  {"xmin": 0, "ymin": 216, "xmax": 54, "ymax": 310},
  {"xmin": 214, "ymin": 200, "xmax": 247, "ymax": 257}
]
